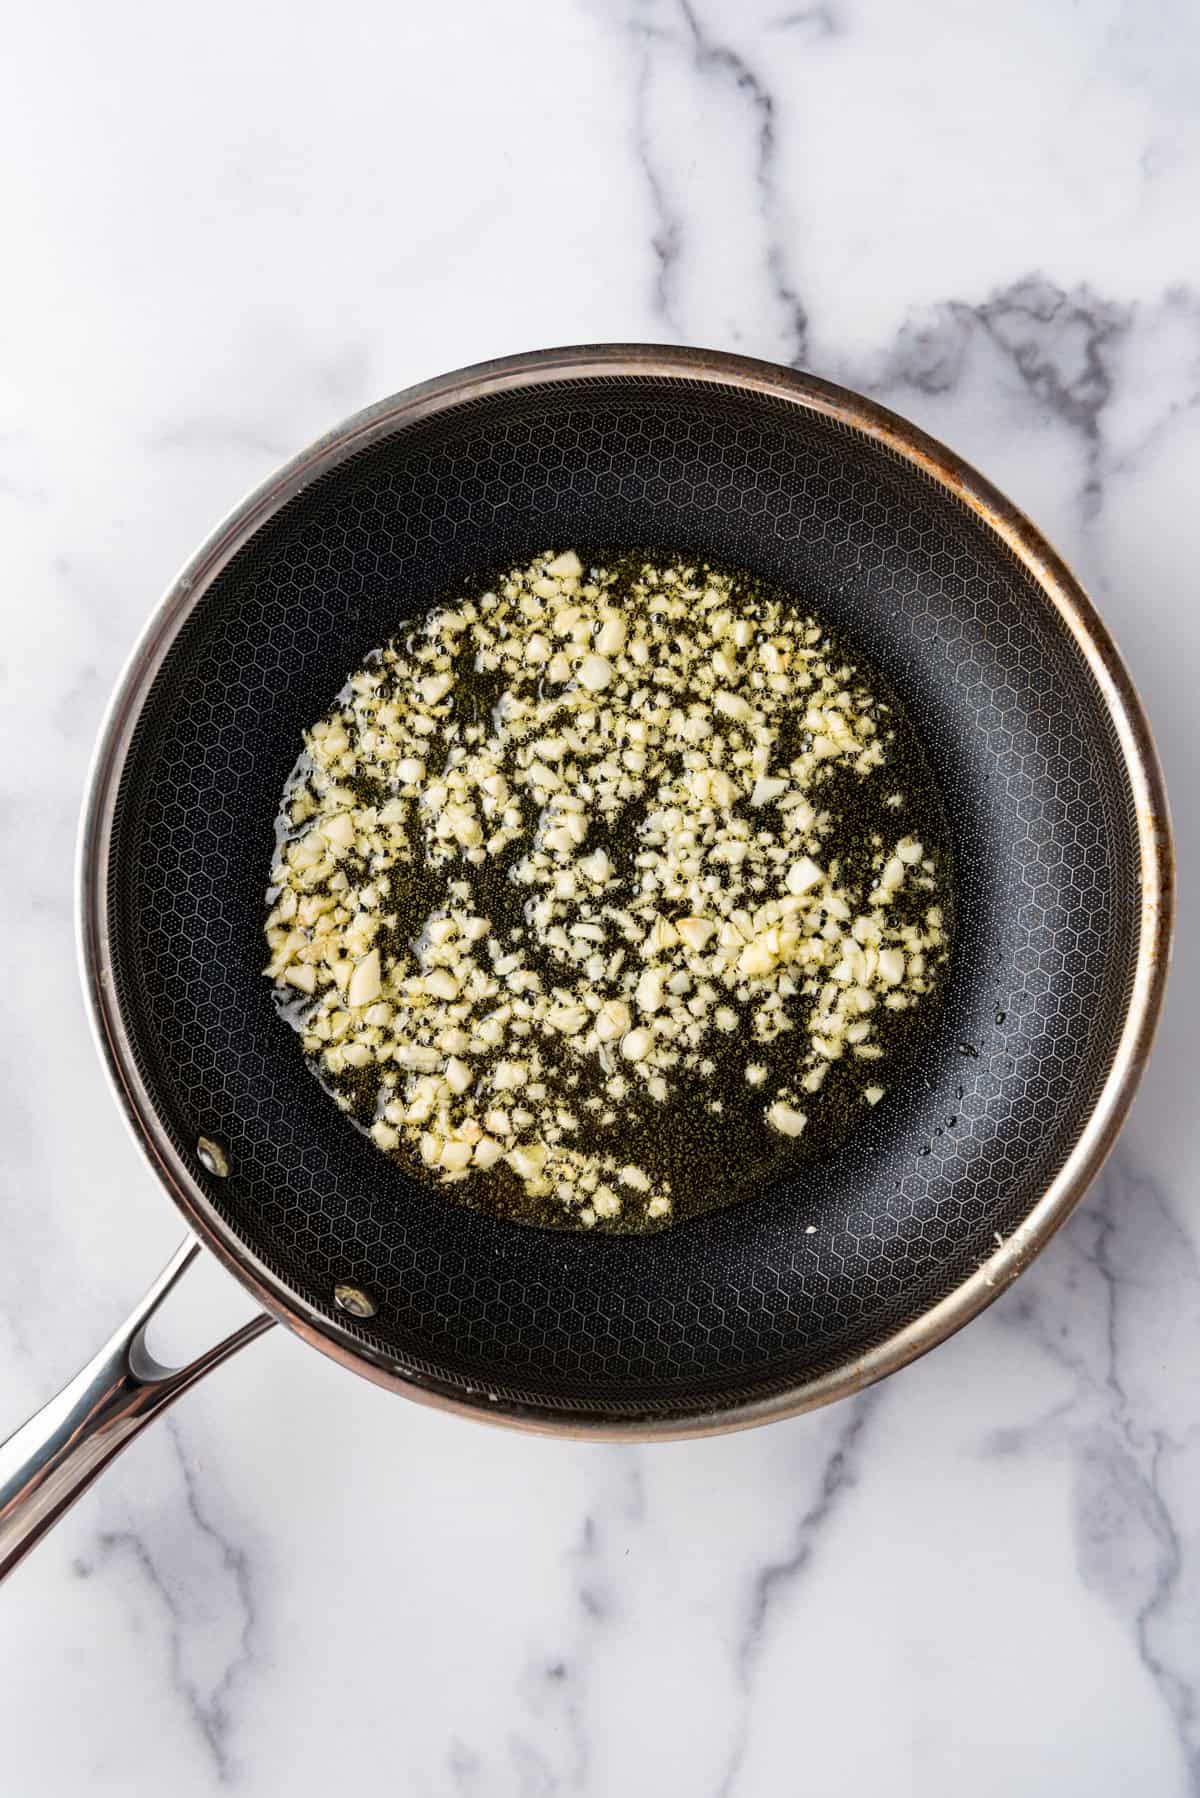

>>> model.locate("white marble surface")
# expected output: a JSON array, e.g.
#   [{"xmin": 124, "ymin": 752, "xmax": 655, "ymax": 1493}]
[{"xmin": 1, "ymin": 1, "xmax": 1197, "ymax": 1791}]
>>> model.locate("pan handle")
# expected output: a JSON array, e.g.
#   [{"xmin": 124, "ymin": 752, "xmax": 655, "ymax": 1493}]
[{"xmin": 0, "ymin": 1239, "xmax": 273, "ymax": 1583}]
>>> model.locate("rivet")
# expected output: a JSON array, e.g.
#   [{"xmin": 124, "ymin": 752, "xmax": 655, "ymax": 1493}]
[
  {"xmin": 334, "ymin": 1282, "xmax": 377, "ymax": 1319},
  {"xmin": 196, "ymin": 1136, "xmax": 231, "ymax": 1178}
]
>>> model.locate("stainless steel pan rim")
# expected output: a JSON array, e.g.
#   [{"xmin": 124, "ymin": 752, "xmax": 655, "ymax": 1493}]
[{"xmin": 77, "ymin": 343, "xmax": 1174, "ymax": 1441}]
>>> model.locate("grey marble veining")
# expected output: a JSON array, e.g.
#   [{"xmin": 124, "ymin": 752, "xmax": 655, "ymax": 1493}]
[{"xmin": 1, "ymin": 0, "xmax": 1197, "ymax": 1792}]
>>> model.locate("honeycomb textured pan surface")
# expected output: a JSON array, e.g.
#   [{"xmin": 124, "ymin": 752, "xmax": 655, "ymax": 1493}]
[{"xmin": 109, "ymin": 378, "xmax": 1137, "ymax": 1416}]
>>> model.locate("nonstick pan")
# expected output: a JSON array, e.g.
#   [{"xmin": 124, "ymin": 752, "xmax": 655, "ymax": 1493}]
[{"xmin": 0, "ymin": 346, "xmax": 1172, "ymax": 1579}]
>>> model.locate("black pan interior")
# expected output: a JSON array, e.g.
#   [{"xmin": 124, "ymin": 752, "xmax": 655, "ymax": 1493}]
[{"xmin": 109, "ymin": 376, "xmax": 1139, "ymax": 1419}]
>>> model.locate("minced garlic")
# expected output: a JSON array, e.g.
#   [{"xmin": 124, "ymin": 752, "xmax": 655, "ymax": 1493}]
[{"xmin": 263, "ymin": 552, "xmax": 951, "ymax": 1230}]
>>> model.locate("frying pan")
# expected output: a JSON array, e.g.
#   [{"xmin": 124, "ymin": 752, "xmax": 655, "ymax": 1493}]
[{"xmin": 0, "ymin": 346, "xmax": 1172, "ymax": 1580}]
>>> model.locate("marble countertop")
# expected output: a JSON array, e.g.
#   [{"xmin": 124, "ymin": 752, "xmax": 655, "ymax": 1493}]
[{"xmin": 1, "ymin": 2, "xmax": 1197, "ymax": 1792}]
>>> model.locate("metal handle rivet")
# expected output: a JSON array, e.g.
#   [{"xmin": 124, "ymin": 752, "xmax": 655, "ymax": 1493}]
[
  {"xmin": 196, "ymin": 1136, "xmax": 231, "ymax": 1178},
  {"xmin": 334, "ymin": 1283, "xmax": 377, "ymax": 1319}
]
